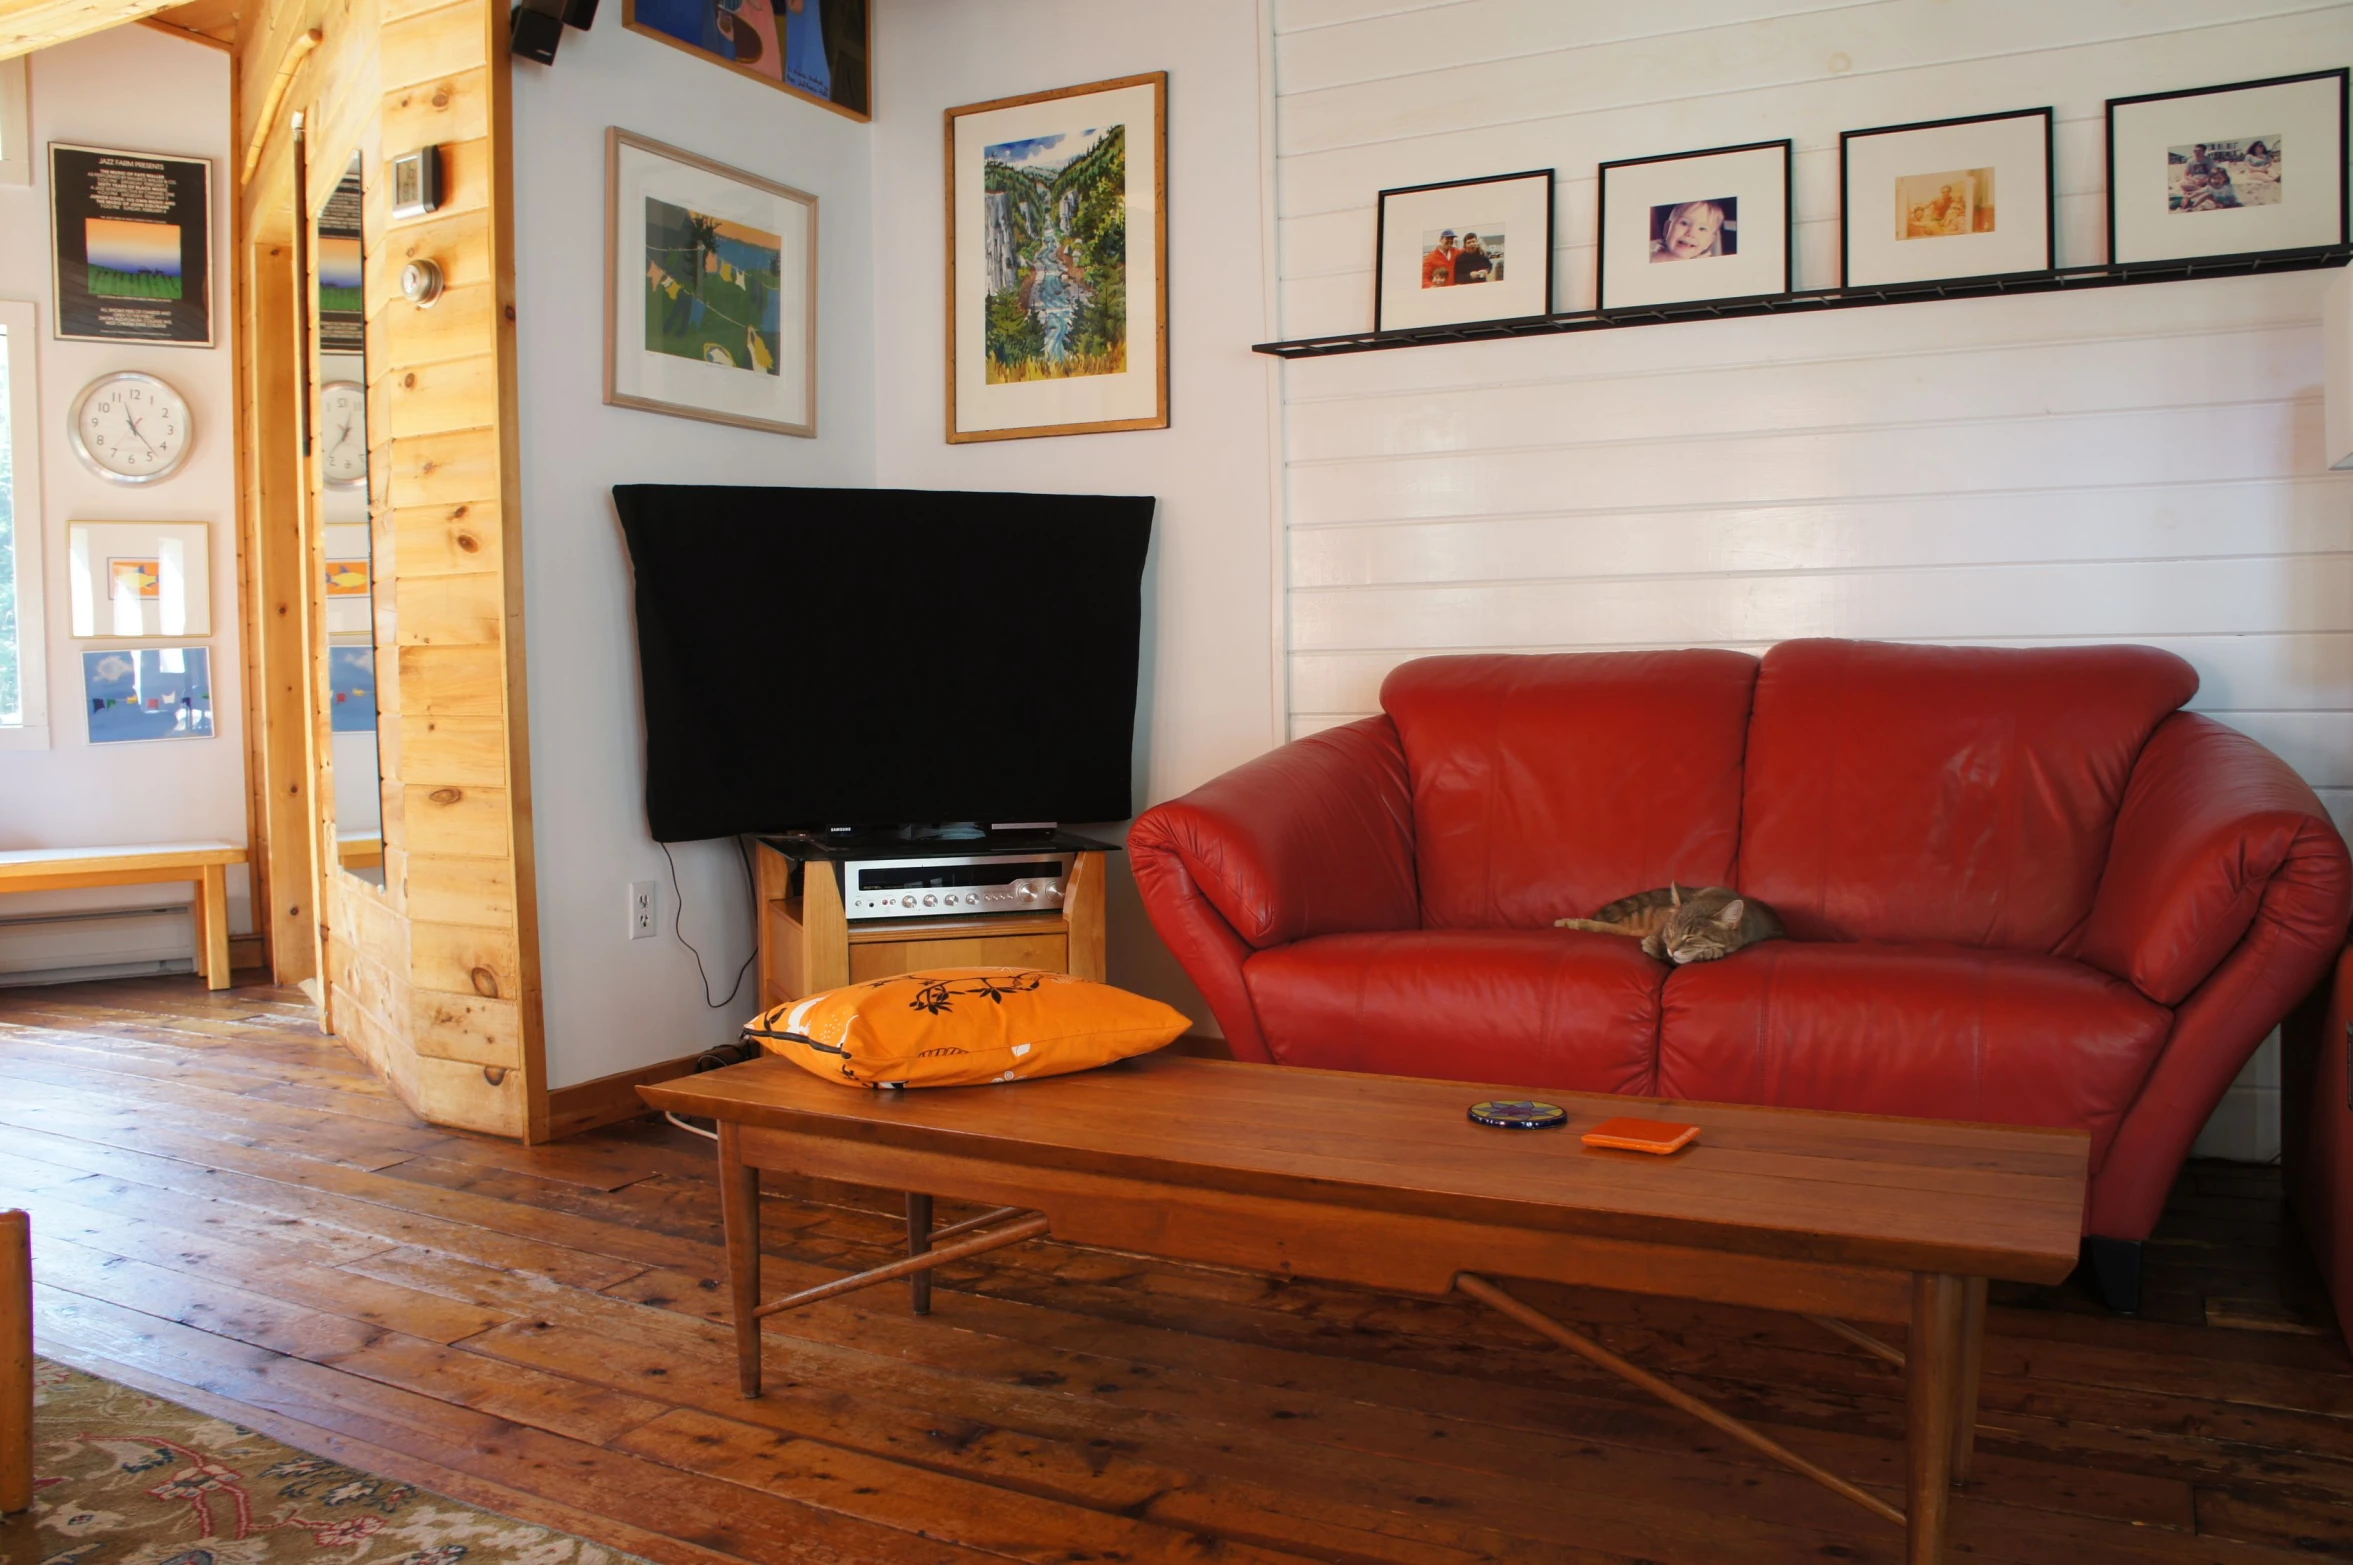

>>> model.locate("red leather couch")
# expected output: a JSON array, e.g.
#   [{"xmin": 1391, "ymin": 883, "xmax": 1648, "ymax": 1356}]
[{"xmin": 1131, "ymin": 641, "xmax": 2352, "ymax": 1306}]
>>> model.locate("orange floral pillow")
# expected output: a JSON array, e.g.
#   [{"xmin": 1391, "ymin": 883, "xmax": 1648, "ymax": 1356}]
[{"xmin": 745, "ymin": 968, "xmax": 1190, "ymax": 1089}]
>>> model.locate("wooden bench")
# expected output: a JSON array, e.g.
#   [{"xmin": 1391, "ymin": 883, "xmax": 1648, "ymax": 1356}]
[{"xmin": 0, "ymin": 842, "xmax": 249, "ymax": 991}]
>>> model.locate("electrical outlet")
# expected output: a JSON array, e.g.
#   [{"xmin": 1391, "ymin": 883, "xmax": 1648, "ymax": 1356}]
[{"xmin": 629, "ymin": 880, "xmax": 657, "ymax": 940}]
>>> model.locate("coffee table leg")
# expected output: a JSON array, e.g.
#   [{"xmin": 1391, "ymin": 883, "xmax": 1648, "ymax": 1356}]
[
  {"xmin": 907, "ymin": 1193, "xmax": 933, "ymax": 1316},
  {"xmin": 1907, "ymin": 1273, "xmax": 1966, "ymax": 1562},
  {"xmin": 717, "ymin": 1122, "xmax": 763, "ymax": 1399},
  {"xmin": 1950, "ymin": 1276, "xmax": 1988, "ymax": 1484}
]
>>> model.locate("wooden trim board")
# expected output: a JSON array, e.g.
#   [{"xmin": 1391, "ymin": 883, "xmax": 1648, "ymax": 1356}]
[{"xmin": 546, "ymin": 1052, "xmax": 705, "ymax": 1140}]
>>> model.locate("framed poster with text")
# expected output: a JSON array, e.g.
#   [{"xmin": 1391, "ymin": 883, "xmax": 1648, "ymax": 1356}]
[{"xmin": 49, "ymin": 144, "xmax": 212, "ymax": 347}]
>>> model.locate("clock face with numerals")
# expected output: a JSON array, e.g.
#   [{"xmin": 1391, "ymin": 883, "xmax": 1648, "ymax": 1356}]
[
  {"xmin": 319, "ymin": 380, "xmax": 367, "ymax": 489},
  {"xmin": 70, "ymin": 372, "xmax": 193, "ymax": 485}
]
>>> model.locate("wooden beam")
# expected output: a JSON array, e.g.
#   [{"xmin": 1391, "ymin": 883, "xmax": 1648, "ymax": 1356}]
[{"xmin": 0, "ymin": 0, "xmax": 183, "ymax": 59}]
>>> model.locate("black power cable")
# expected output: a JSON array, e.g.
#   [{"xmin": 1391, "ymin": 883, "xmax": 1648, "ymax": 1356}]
[{"xmin": 658, "ymin": 834, "xmax": 758, "ymax": 1010}]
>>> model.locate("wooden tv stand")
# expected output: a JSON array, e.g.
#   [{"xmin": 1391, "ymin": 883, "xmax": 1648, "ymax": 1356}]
[{"xmin": 753, "ymin": 837, "xmax": 1110, "ymax": 1012}]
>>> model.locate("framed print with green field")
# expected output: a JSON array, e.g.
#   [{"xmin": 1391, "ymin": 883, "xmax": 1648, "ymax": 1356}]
[
  {"xmin": 605, "ymin": 128, "xmax": 818, "ymax": 438},
  {"xmin": 49, "ymin": 144, "xmax": 212, "ymax": 346}
]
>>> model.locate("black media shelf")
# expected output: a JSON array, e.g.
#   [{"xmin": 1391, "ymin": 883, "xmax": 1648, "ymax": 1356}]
[{"xmin": 1250, "ymin": 244, "xmax": 2353, "ymax": 360}]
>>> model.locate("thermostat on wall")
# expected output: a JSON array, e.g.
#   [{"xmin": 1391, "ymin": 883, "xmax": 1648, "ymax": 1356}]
[{"xmin": 390, "ymin": 146, "xmax": 442, "ymax": 219}]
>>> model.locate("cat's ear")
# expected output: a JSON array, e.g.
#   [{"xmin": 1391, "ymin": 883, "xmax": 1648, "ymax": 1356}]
[
  {"xmin": 1716, "ymin": 898, "xmax": 1745, "ymax": 927},
  {"xmin": 1669, "ymin": 882, "xmax": 1682, "ymax": 906}
]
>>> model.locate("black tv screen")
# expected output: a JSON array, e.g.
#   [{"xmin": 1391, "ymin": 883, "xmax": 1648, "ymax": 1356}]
[{"xmin": 613, "ymin": 484, "xmax": 1153, "ymax": 842}]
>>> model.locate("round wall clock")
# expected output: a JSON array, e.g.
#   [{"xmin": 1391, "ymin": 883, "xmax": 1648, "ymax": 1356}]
[
  {"xmin": 69, "ymin": 372, "xmax": 193, "ymax": 485},
  {"xmin": 319, "ymin": 380, "xmax": 367, "ymax": 489}
]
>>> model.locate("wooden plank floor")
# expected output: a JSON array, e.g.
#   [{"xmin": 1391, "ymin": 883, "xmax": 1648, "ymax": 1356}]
[{"xmin": 2, "ymin": 976, "xmax": 2350, "ymax": 1564}]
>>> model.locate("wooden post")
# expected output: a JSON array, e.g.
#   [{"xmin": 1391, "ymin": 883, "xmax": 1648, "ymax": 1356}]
[
  {"xmin": 906, "ymin": 1193, "xmax": 933, "ymax": 1315},
  {"xmin": 201, "ymin": 864, "xmax": 233, "ymax": 991},
  {"xmin": 1950, "ymin": 1275, "xmax": 1988, "ymax": 1484},
  {"xmin": 716, "ymin": 1123, "xmax": 763, "ymax": 1399},
  {"xmin": 1063, "ymin": 852, "xmax": 1107, "ymax": 982},
  {"xmin": 2, "ymin": 1209, "xmax": 31, "ymax": 1515},
  {"xmin": 1907, "ymin": 1272, "xmax": 1967, "ymax": 1562}
]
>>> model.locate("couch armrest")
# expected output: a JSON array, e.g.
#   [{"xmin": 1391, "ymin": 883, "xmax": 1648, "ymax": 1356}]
[
  {"xmin": 2080, "ymin": 713, "xmax": 2351, "ymax": 1006},
  {"xmin": 1130, "ymin": 716, "xmax": 1420, "ymax": 948},
  {"xmin": 1129, "ymin": 718, "xmax": 1421, "ymax": 1061}
]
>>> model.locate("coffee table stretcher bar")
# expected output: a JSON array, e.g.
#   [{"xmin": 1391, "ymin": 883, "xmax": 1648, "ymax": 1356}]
[
  {"xmin": 650, "ymin": 1056, "xmax": 2082, "ymax": 1565},
  {"xmin": 705, "ymin": 1148, "xmax": 1975, "ymax": 1552}
]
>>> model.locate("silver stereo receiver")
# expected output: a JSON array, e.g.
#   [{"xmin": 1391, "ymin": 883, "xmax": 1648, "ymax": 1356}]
[{"xmin": 842, "ymin": 852, "xmax": 1073, "ymax": 922}]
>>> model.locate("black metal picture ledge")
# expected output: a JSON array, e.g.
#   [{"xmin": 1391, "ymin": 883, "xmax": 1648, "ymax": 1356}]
[{"xmin": 1251, "ymin": 243, "xmax": 2352, "ymax": 360}]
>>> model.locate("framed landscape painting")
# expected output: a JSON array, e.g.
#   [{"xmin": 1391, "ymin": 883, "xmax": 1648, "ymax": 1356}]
[
  {"xmin": 605, "ymin": 129, "xmax": 817, "ymax": 438},
  {"xmin": 945, "ymin": 72, "xmax": 1167, "ymax": 443},
  {"xmin": 622, "ymin": 0, "xmax": 869, "ymax": 119}
]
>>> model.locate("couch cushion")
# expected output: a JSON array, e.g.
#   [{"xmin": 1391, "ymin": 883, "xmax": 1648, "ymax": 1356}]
[
  {"xmin": 1658, "ymin": 940, "xmax": 2172, "ymax": 1169},
  {"xmin": 1244, "ymin": 930, "xmax": 1663, "ymax": 1094},
  {"xmin": 1738, "ymin": 639, "xmax": 2197, "ymax": 949},
  {"xmin": 1381, "ymin": 651, "xmax": 1760, "ymax": 929}
]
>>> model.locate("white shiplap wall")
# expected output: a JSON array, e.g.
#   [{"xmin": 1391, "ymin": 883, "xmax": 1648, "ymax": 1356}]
[{"xmin": 1267, "ymin": 0, "xmax": 2353, "ymax": 1157}]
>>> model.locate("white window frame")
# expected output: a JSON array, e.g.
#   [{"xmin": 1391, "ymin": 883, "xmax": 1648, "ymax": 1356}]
[
  {"xmin": 0, "ymin": 57, "xmax": 27, "ymax": 187},
  {"xmin": 0, "ymin": 299, "xmax": 50, "ymax": 749}
]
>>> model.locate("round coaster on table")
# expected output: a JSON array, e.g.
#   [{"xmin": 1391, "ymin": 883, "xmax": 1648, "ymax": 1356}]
[{"xmin": 1467, "ymin": 1099, "xmax": 1568, "ymax": 1129}]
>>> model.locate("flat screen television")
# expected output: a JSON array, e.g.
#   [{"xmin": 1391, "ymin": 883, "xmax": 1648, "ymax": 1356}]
[{"xmin": 613, "ymin": 484, "xmax": 1153, "ymax": 842}]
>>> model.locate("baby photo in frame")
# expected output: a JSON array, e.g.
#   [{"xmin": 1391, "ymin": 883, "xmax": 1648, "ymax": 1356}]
[
  {"xmin": 1373, "ymin": 169, "xmax": 1553, "ymax": 332},
  {"xmin": 1597, "ymin": 140, "xmax": 1791, "ymax": 312},
  {"xmin": 1841, "ymin": 108, "xmax": 2054, "ymax": 287}
]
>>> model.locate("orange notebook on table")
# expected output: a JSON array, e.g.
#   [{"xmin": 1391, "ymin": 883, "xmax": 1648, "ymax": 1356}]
[{"xmin": 1581, "ymin": 1116, "xmax": 1700, "ymax": 1155}]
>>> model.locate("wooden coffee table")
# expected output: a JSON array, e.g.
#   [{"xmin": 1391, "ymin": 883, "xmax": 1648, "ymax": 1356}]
[{"xmin": 643, "ymin": 1052, "xmax": 2088, "ymax": 1564}]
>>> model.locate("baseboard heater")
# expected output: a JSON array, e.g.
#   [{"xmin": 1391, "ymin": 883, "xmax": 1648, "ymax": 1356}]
[{"xmin": 0, "ymin": 903, "xmax": 197, "ymax": 988}]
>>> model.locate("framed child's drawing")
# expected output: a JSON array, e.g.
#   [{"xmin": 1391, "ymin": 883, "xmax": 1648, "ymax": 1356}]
[
  {"xmin": 945, "ymin": 72, "xmax": 1168, "ymax": 443},
  {"xmin": 66, "ymin": 520, "xmax": 210, "ymax": 639}
]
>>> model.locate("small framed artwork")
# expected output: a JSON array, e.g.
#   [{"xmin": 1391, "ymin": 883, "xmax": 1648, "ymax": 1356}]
[
  {"xmin": 84, "ymin": 646, "xmax": 213, "ymax": 743},
  {"xmin": 606, "ymin": 128, "xmax": 818, "ymax": 438},
  {"xmin": 67, "ymin": 520, "xmax": 210, "ymax": 639},
  {"xmin": 621, "ymin": 0, "xmax": 869, "ymax": 120},
  {"xmin": 1597, "ymin": 140, "xmax": 1792, "ymax": 312},
  {"xmin": 1373, "ymin": 170, "xmax": 1553, "ymax": 331},
  {"xmin": 327, "ymin": 644, "xmax": 377, "ymax": 733},
  {"xmin": 946, "ymin": 72, "xmax": 1168, "ymax": 443},
  {"xmin": 1840, "ymin": 108, "xmax": 2054, "ymax": 288},
  {"xmin": 2107, "ymin": 69, "xmax": 2348, "ymax": 265},
  {"xmin": 49, "ymin": 144, "xmax": 212, "ymax": 346}
]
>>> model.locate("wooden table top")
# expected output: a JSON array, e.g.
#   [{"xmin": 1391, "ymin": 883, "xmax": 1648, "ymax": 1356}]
[{"xmin": 644, "ymin": 1052, "xmax": 2089, "ymax": 1283}]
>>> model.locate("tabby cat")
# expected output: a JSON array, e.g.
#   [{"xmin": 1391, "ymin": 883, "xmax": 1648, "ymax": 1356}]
[{"xmin": 1555, "ymin": 883, "xmax": 1784, "ymax": 965}]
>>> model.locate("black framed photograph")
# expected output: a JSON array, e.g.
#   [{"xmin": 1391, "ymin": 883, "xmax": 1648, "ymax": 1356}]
[
  {"xmin": 1597, "ymin": 139, "xmax": 1790, "ymax": 312},
  {"xmin": 48, "ymin": 144, "xmax": 213, "ymax": 346},
  {"xmin": 2106, "ymin": 68, "xmax": 2347, "ymax": 265},
  {"xmin": 1373, "ymin": 169, "xmax": 1553, "ymax": 331},
  {"xmin": 1840, "ymin": 107, "xmax": 2053, "ymax": 288}
]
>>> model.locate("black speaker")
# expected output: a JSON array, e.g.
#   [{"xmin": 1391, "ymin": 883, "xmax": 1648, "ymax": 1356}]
[{"xmin": 510, "ymin": 0, "xmax": 565, "ymax": 63}]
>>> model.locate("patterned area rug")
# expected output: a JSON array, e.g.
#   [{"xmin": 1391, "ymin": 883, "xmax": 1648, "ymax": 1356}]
[{"xmin": 20, "ymin": 1360, "xmax": 640, "ymax": 1565}]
